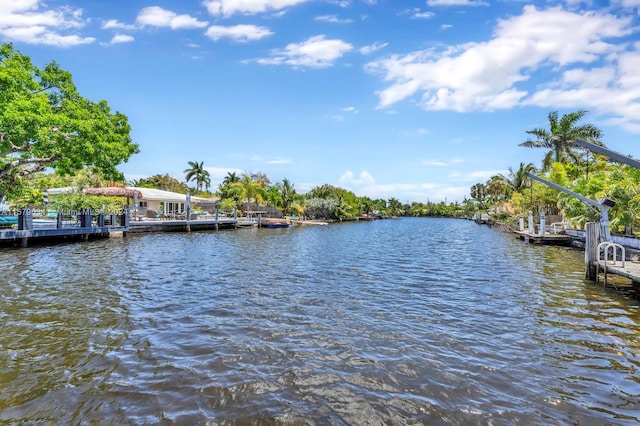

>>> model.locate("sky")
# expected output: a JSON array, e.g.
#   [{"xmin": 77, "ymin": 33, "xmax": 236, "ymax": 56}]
[{"xmin": 2, "ymin": 0, "xmax": 640, "ymax": 203}]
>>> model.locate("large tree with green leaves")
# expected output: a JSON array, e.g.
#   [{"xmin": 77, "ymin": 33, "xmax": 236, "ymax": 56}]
[
  {"xmin": 519, "ymin": 110, "xmax": 603, "ymax": 172},
  {"xmin": 0, "ymin": 43, "xmax": 139, "ymax": 199}
]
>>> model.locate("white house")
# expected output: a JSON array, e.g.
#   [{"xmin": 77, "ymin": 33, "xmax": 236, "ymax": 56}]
[{"xmin": 126, "ymin": 187, "xmax": 213, "ymax": 216}]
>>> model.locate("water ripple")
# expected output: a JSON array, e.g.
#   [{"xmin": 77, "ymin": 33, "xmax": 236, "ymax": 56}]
[{"xmin": 1, "ymin": 218, "xmax": 639, "ymax": 424}]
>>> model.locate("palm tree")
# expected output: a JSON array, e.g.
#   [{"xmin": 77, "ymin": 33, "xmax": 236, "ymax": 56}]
[
  {"xmin": 519, "ymin": 110, "xmax": 603, "ymax": 172},
  {"xmin": 277, "ymin": 178, "xmax": 296, "ymax": 215},
  {"xmin": 223, "ymin": 171, "xmax": 239, "ymax": 185},
  {"xmin": 470, "ymin": 183, "xmax": 488, "ymax": 209},
  {"xmin": 241, "ymin": 174, "xmax": 265, "ymax": 211},
  {"xmin": 499, "ymin": 162, "xmax": 537, "ymax": 193},
  {"xmin": 183, "ymin": 161, "xmax": 211, "ymax": 192},
  {"xmin": 387, "ymin": 197, "xmax": 404, "ymax": 216}
]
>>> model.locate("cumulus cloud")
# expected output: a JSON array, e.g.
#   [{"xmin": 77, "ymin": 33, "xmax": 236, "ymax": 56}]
[
  {"xmin": 257, "ymin": 35, "xmax": 353, "ymax": 68},
  {"xmin": 203, "ymin": 0, "xmax": 310, "ymax": 17},
  {"xmin": 340, "ymin": 170, "xmax": 375, "ymax": 185},
  {"xmin": 205, "ymin": 24, "xmax": 273, "ymax": 42},
  {"xmin": 0, "ymin": 0, "xmax": 94, "ymax": 46},
  {"xmin": 136, "ymin": 6, "xmax": 208, "ymax": 29},
  {"xmin": 366, "ymin": 5, "xmax": 640, "ymax": 130}
]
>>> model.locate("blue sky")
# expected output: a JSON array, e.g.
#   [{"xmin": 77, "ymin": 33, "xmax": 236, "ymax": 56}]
[{"xmin": 2, "ymin": 0, "xmax": 640, "ymax": 203}]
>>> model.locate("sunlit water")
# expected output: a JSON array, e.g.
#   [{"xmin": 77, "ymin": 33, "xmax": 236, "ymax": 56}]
[{"xmin": 1, "ymin": 217, "xmax": 639, "ymax": 425}]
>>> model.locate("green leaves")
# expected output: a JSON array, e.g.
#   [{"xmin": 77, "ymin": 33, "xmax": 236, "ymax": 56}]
[{"xmin": 0, "ymin": 43, "xmax": 139, "ymax": 197}]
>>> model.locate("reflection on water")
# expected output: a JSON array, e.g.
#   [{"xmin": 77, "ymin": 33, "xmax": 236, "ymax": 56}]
[{"xmin": 1, "ymin": 218, "xmax": 639, "ymax": 424}]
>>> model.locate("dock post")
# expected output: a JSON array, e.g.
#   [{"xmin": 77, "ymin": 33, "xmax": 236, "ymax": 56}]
[
  {"xmin": 528, "ymin": 211, "xmax": 534, "ymax": 234},
  {"xmin": 185, "ymin": 194, "xmax": 191, "ymax": 233},
  {"xmin": 120, "ymin": 209, "xmax": 130, "ymax": 227},
  {"xmin": 80, "ymin": 209, "xmax": 92, "ymax": 228},
  {"xmin": 539, "ymin": 212, "xmax": 546, "ymax": 236},
  {"xmin": 18, "ymin": 208, "xmax": 33, "ymax": 231},
  {"xmin": 56, "ymin": 211, "xmax": 62, "ymax": 229},
  {"xmin": 519, "ymin": 217, "xmax": 524, "ymax": 232},
  {"xmin": 585, "ymin": 222, "xmax": 599, "ymax": 281},
  {"xmin": 215, "ymin": 206, "xmax": 219, "ymax": 231},
  {"xmin": 98, "ymin": 213, "xmax": 105, "ymax": 227}
]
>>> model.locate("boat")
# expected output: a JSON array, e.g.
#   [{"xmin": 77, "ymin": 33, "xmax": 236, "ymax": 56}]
[{"xmin": 265, "ymin": 222, "xmax": 290, "ymax": 228}]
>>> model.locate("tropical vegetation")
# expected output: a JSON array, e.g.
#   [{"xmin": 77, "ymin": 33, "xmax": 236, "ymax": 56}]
[{"xmin": 470, "ymin": 109, "xmax": 640, "ymax": 236}]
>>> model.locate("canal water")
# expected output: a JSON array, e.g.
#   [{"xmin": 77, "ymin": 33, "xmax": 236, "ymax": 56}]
[{"xmin": 0, "ymin": 217, "xmax": 639, "ymax": 425}]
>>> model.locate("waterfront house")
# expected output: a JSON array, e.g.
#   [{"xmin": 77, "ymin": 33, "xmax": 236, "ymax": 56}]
[{"xmin": 125, "ymin": 187, "xmax": 214, "ymax": 217}]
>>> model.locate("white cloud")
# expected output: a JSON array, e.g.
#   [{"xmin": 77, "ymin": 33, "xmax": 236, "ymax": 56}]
[
  {"xmin": 109, "ymin": 34, "xmax": 134, "ymax": 45},
  {"xmin": 102, "ymin": 19, "xmax": 137, "ymax": 30},
  {"xmin": 414, "ymin": 12, "xmax": 436, "ymax": 19},
  {"xmin": 441, "ymin": 24, "xmax": 453, "ymax": 30},
  {"xmin": 343, "ymin": 106, "xmax": 358, "ymax": 112},
  {"xmin": 360, "ymin": 41, "xmax": 388, "ymax": 55},
  {"xmin": 315, "ymin": 15, "xmax": 354, "ymax": 24},
  {"xmin": 399, "ymin": 8, "xmax": 434, "ymax": 19},
  {"xmin": 136, "ymin": 6, "xmax": 208, "ymax": 30},
  {"xmin": 366, "ymin": 5, "xmax": 635, "ymax": 121},
  {"xmin": 205, "ymin": 24, "xmax": 273, "ymax": 42},
  {"xmin": 340, "ymin": 170, "xmax": 375, "ymax": 185},
  {"xmin": 0, "ymin": 0, "xmax": 94, "ymax": 46},
  {"xmin": 203, "ymin": 0, "xmax": 310, "ymax": 17},
  {"xmin": 257, "ymin": 35, "xmax": 353, "ymax": 68}
]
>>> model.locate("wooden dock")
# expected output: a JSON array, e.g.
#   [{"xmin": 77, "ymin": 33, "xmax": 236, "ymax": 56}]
[
  {"xmin": 128, "ymin": 218, "xmax": 237, "ymax": 233},
  {"xmin": 595, "ymin": 260, "xmax": 640, "ymax": 284},
  {"xmin": 515, "ymin": 231, "xmax": 574, "ymax": 246},
  {"xmin": 0, "ymin": 208, "xmax": 245, "ymax": 247}
]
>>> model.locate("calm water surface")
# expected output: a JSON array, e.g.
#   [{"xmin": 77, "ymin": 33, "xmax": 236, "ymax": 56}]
[{"xmin": 1, "ymin": 217, "xmax": 639, "ymax": 425}]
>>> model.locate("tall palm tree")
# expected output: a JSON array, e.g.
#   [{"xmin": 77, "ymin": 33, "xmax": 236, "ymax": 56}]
[
  {"xmin": 184, "ymin": 161, "xmax": 211, "ymax": 192},
  {"xmin": 519, "ymin": 110, "xmax": 603, "ymax": 172},
  {"xmin": 278, "ymin": 178, "xmax": 296, "ymax": 215}
]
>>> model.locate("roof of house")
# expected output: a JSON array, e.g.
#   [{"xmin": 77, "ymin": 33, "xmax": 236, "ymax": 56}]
[{"xmin": 126, "ymin": 187, "xmax": 212, "ymax": 203}]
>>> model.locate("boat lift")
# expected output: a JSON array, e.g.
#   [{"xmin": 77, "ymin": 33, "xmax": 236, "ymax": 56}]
[{"xmin": 524, "ymin": 172, "xmax": 615, "ymax": 241}]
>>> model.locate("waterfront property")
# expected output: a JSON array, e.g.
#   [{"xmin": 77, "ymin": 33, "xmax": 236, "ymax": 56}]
[{"xmin": 125, "ymin": 187, "xmax": 214, "ymax": 219}]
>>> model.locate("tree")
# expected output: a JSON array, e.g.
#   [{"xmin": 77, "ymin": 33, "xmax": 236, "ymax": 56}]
[
  {"xmin": 499, "ymin": 162, "xmax": 537, "ymax": 193},
  {"xmin": 0, "ymin": 43, "xmax": 139, "ymax": 199},
  {"xmin": 183, "ymin": 161, "xmax": 210, "ymax": 192},
  {"xmin": 240, "ymin": 173, "xmax": 266, "ymax": 211},
  {"xmin": 222, "ymin": 172, "xmax": 239, "ymax": 185},
  {"xmin": 470, "ymin": 183, "xmax": 488, "ymax": 209},
  {"xmin": 387, "ymin": 197, "xmax": 404, "ymax": 216},
  {"xmin": 132, "ymin": 173, "xmax": 188, "ymax": 193},
  {"xmin": 277, "ymin": 178, "xmax": 296, "ymax": 215},
  {"xmin": 519, "ymin": 110, "xmax": 603, "ymax": 172}
]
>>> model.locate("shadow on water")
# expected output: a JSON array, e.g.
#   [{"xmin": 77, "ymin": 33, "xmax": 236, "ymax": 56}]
[{"xmin": 0, "ymin": 217, "xmax": 639, "ymax": 424}]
